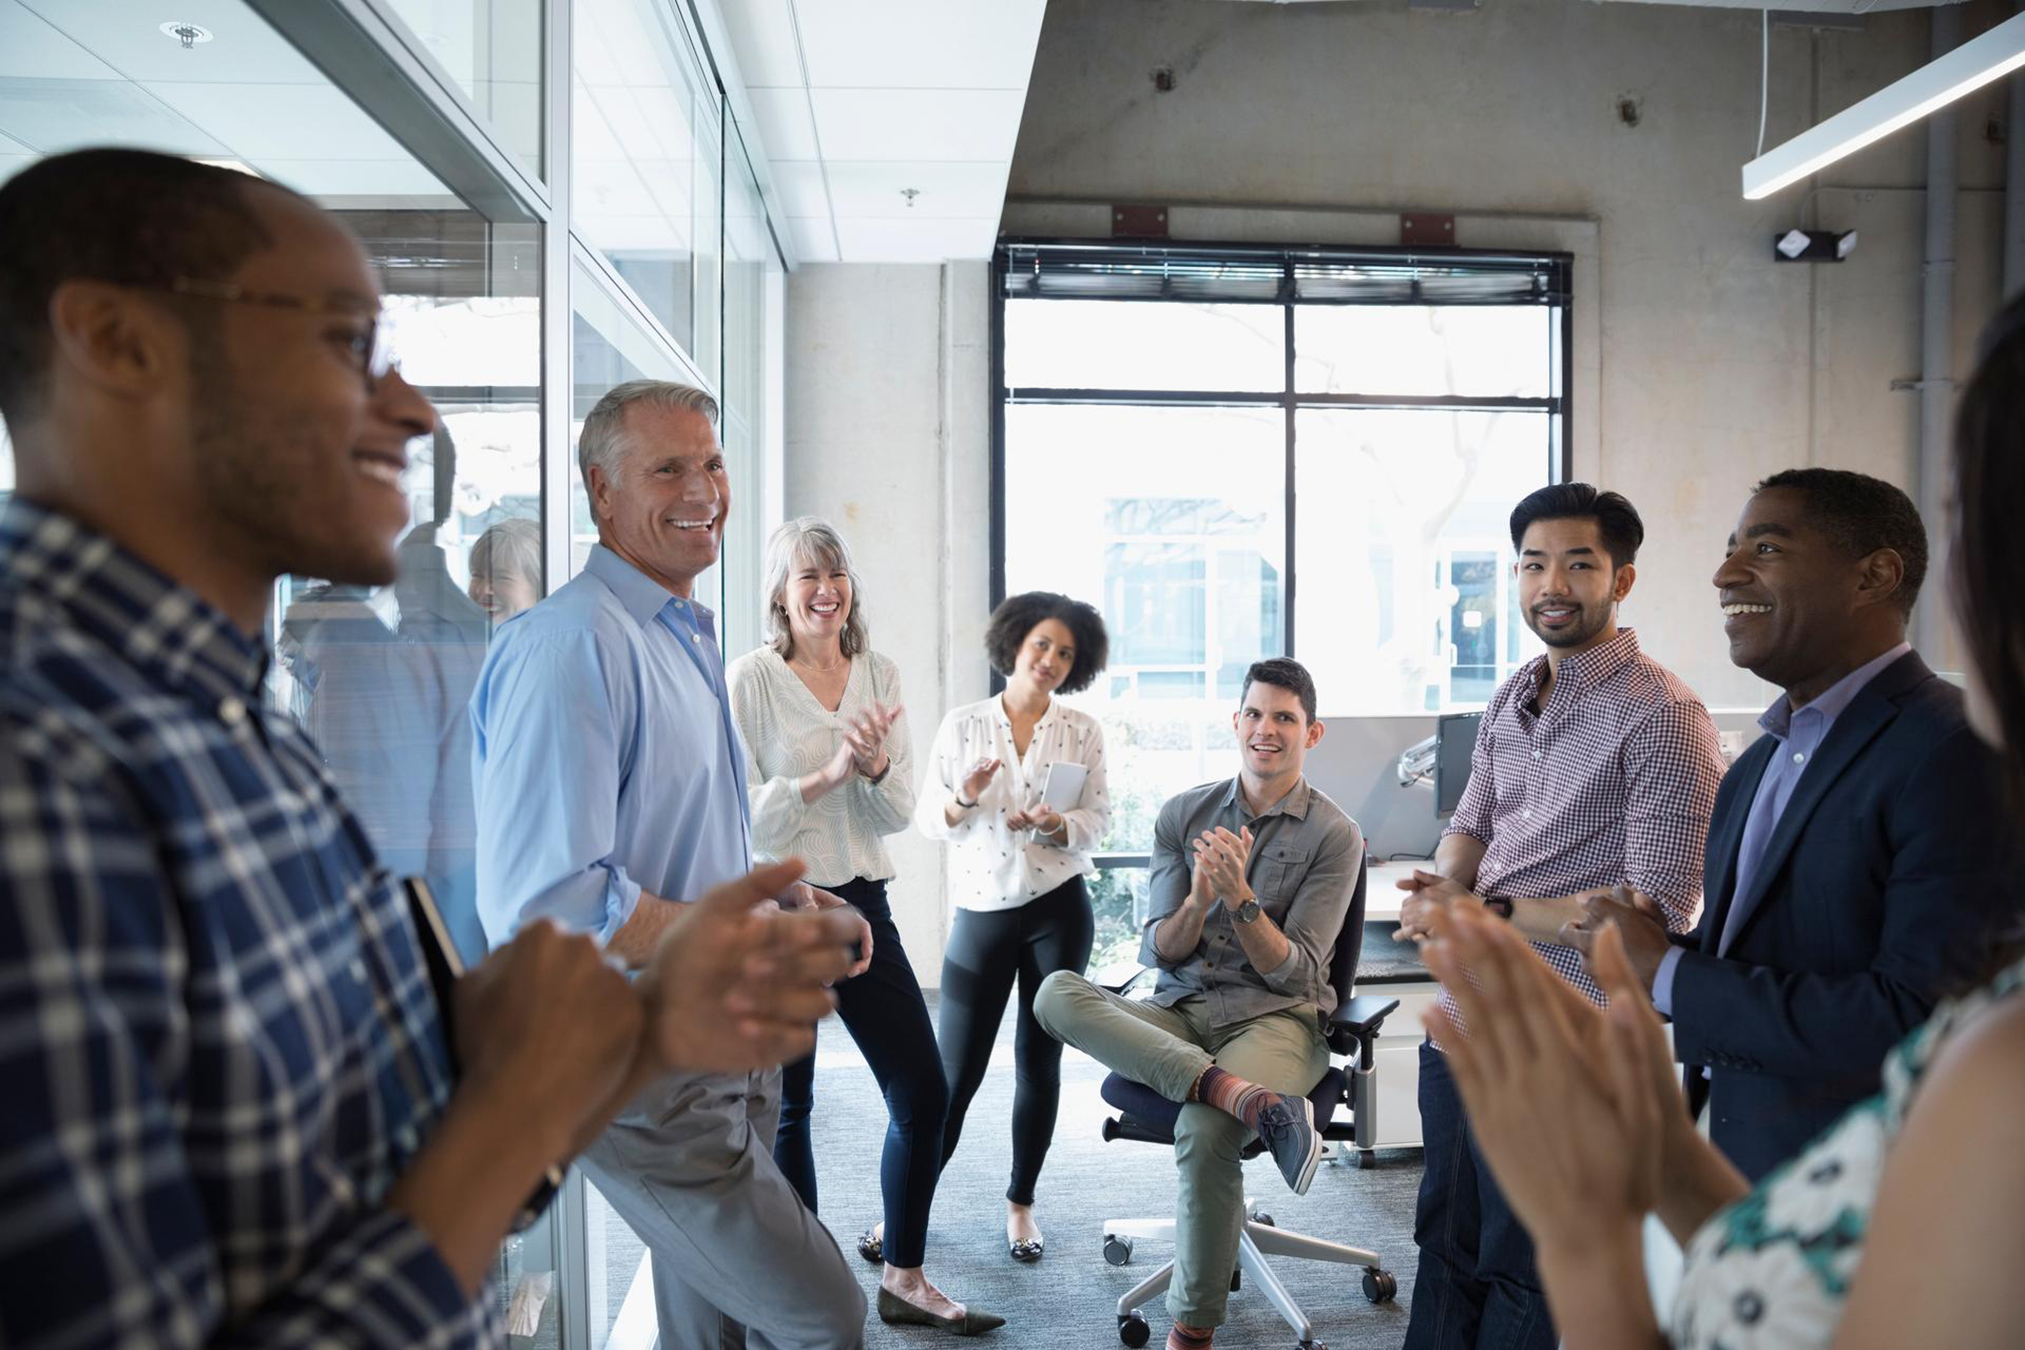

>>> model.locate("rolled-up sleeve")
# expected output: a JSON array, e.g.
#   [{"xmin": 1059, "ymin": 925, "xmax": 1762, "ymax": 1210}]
[
  {"xmin": 1445, "ymin": 706, "xmax": 1498, "ymax": 846},
  {"xmin": 471, "ymin": 629, "xmax": 641, "ymax": 946},
  {"xmin": 1139, "ymin": 797, "xmax": 1196, "ymax": 970},
  {"xmin": 1621, "ymin": 699, "xmax": 1725, "ymax": 932},
  {"xmin": 913, "ymin": 710, "xmax": 977, "ymax": 843},
  {"xmin": 1258, "ymin": 818, "xmax": 1362, "ymax": 998},
  {"xmin": 1057, "ymin": 719, "xmax": 1110, "ymax": 852},
  {"xmin": 856, "ymin": 659, "xmax": 916, "ymax": 835}
]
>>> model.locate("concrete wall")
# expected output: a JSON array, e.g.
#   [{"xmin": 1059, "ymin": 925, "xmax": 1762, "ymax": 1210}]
[{"xmin": 785, "ymin": 0, "xmax": 2012, "ymax": 982}]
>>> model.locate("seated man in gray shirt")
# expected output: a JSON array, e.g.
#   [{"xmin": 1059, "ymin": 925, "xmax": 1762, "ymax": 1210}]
[{"xmin": 1035, "ymin": 658, "xmax": 1361, "ymax": 1350}]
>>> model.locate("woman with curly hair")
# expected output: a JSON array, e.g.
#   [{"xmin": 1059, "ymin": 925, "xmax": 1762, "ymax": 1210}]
[{"xmin": 916, "ymin": 590, "xmax": 1111, "ymax": 1265}]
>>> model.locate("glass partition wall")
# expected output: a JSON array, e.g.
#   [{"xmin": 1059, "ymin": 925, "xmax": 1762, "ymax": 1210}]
[{"xmin": 0, "ymin": 0, "xmax": 787, "ymax": 1344}]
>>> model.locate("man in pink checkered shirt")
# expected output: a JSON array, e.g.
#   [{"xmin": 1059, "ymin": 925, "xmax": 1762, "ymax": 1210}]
[{"xmin": 1394, "ymin": 484, "xmax": 1726, "ymax": 1350}]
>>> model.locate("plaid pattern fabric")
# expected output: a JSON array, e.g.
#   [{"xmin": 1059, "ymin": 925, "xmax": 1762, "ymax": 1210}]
[
  {"xmin": 1436, "ymin": 628, "xmax": 1725, "ymax": 1029},
  {"xmin": 0, "ymin": 501, "xmax": 495, "ymax": 1348}
]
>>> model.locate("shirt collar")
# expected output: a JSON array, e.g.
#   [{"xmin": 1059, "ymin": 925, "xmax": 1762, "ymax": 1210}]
[
  {"xmin": 0, "ymin": 497, "xmax": 267, "ymax": 701},
  {"xmin": 1528, "ymin": 626, "xmax": 1642, "ymax": 701},
  {"xmin": 583, "ymin": 542, "xmax": 711, "ymax": 629},
  {"xmin": 1759, "ymin": 641, "xmax": 1913, "ymax": 739},
  {"xmin": 1220, "ymin": 774, "xmax": 1312, "ymax": 822}
]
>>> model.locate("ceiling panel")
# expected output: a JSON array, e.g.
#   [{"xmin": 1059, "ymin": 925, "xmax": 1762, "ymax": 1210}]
[
  {"xmin": 260, "ymin": 157, "xmax": 453, "ymax": 197},
  {"xmin": 822, "ymin": 159, "xmax": 1008, "ymax": 219},
  {"xmin": 786, "ymin": 214, "xmax": 838, "ymax": 262},
  {"xmin": 794, "ymin": 0, "xmax": 1045, "ymax": 91},
  {"xmin": 0, "ymin": 78, "xmax": 227, "ymax": 156},
  {"xmin": 743, "ymin": 84, "xmax": 820, "ymax": 160},
  {"xmin": 769, "ymin": 158, "xmax": 830, "ymax": 218},
  {"xmin": 0, "ymin": 3, "xmax": 119, "ymax": 79},
  {"xmin": 718, "ymin": 0, "xmax": 803, "ymax": 88},
  {"xmin": 21, "ymin": 0, "xmax": 327, "ymax": 84},
  {"xmin": 834, "ymin": 215, "xmax": 998, "ymax": 263},
  {"xmin": 0, "ymin": 128, "xmax": 32, "ymax": 155},
  {"xmin": 809, "ymin": 87, "xmax": 1026, "ymax": 162},
  {"xmin": 143, "ymin": 82, "xmax": 415, "ymax": 160}
]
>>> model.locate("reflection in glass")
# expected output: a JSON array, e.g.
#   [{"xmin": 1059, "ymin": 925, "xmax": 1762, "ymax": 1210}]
[
  {"xmin": 1005, "ymin": 404, "xmax": 1284, "ymax": 851},
  {"xmin": 1293, "ymin": 408, "xmax": 1551, "ymax": 715}
]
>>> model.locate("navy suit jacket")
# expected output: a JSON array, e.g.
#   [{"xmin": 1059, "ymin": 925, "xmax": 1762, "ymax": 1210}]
[{"xmin": 1671, "ymin": 651, "xmax": 2011, "ymax": 1181}]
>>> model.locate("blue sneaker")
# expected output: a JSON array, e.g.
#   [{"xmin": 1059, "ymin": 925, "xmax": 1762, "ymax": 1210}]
[{"xmin": 1255, "ymin": 1093, "xmax": 1322, "ymax": 1196}]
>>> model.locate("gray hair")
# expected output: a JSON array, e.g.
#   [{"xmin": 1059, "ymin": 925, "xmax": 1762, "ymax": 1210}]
[
  {"xmin": 763, "ymin": 517, "xmax": 869, "ymax": 658},
  {"xmin": 468, "ymin": 516, "xmax": 542, "ymax": 587},
  {"xmin": 577, "ymin": 379, "xmax": 720, "ymax": 494}
]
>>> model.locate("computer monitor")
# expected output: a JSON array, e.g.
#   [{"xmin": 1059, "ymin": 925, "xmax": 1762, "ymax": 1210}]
[{"xmin": 1434, "ymin": 711, "xmax": 1481, "ymax": 817}]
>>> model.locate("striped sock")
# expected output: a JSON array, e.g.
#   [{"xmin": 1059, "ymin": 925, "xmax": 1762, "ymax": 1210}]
[
  {"xmin": 1192, "ymin": 1064, "xmax": 1273, "ymax": 1131},
  {"xmin": 1167, "ymin": 1322, "xmax": 1214, "ymax": 1349}
]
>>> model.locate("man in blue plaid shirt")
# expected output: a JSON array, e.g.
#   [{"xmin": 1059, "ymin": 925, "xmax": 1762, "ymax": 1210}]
[{"xmin": 0, "ymin": 149, "xmax": 858, "ymax": 1348}]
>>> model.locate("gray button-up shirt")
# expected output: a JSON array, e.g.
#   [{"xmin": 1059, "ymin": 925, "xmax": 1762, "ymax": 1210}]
[{"xmin": 1139, "ymin": 776, "xmax": 1364, "ymax": 1028}]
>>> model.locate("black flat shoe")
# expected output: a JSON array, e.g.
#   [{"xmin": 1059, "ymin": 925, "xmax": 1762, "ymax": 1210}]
[
  {"xmin": 856, "ymin": 1229, "xmax": 883, "ymax": 1264},
  {"xmin": 877, "ymin": 1288, "xmax": 1006, "ymax": 1335},
  {"xmin": 1007, "ymin": 1236, "xmax": 1043, "ymax": 1263}
]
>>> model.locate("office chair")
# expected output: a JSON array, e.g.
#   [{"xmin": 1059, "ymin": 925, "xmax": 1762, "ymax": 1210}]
[{"xmin": 1094, "ymin": 857, "xmax": 1400, "ymax": 1350}]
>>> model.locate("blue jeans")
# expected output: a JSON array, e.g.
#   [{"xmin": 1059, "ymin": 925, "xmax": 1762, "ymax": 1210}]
[{"xmin": 1404, "ymin": 1040, "xmax": 1558, "ymax": 1350}]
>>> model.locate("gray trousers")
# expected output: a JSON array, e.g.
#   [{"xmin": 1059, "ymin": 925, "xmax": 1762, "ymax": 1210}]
[
  {"xmin": 1033, "ymin": 971, "xmax": 1326, "ymax": 1329},
  {"xmin": 578, "ymin": 1067, "xmax": 866, "ymax": 1350}
]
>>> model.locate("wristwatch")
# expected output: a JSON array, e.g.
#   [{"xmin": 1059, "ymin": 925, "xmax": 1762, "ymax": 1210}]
[
  {"xmin": 1481, "ymin": 894, "xmax": 1515, "ymax": 920},
  {"xmin": 1234, "ymin": 897, "xmax": 1262, "ymax": 924}
]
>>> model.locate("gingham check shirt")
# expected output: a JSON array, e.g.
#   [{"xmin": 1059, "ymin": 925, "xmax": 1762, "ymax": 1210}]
[
  {"xmin": 1435, "ymin": 628, "xmax": 1724, "ymax": 1033},
  {"xmin": 0, "ymin": 500, "xmax": 496, "ymax": 1348}
]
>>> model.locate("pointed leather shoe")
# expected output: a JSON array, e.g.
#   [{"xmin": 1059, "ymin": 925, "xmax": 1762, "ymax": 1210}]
[{"xmin": 876, "ymin": 1288, "xmax": 1006, "ymax": 1336}]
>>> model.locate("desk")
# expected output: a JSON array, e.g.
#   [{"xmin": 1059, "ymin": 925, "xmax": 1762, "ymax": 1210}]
[{"xmin": 1363, "ymin": 858, "xmax": 1428, "ymax": 922}]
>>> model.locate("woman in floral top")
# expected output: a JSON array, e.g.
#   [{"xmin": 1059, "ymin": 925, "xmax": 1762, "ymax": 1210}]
[{"xmin": 1414, "ymin": 296, "xmax": 2025, "ymax": 1350}]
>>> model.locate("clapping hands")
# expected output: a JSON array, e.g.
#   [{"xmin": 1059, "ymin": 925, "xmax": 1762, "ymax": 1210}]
[
  {"xmin": 1190, "ymin": 826, "xmax": 1253, "ymax": 907},
  {"xmin": 842, "ymin": 700, "xmax": 902, "ymax": 779}
]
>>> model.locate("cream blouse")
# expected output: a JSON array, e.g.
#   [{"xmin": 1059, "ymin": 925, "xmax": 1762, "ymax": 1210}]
[
  {"xmin": 913, "ymin": 694, "xmax": 1110, "ymax": 912},
  {"xmin": 727, "ymin": 647, "xmax": 915, "ymax": 887}
]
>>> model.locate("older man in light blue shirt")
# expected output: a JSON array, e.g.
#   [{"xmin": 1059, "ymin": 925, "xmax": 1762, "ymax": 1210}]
[{"xmin": 472, "ymin": 379, "xmax": 867, "ymax": 1349}]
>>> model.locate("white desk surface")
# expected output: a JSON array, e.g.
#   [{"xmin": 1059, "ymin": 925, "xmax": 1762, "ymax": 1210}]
[{"xmin": 1365, "ymin": 858, "xmax": 1429, "ymax": 922}]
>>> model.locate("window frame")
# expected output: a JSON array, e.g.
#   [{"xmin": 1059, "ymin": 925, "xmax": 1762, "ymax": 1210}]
[{"xmin": 989, "ymin": 235, "xmax": 1573, "ymax": 678}]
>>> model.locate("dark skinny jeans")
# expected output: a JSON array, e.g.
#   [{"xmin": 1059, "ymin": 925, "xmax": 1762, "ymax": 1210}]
[
  {"xmin": 936, "ymin": 876, "xmax": 1095, "ymax": 1207},
  {"xmin": 773, "ymin": 877, "xmax": 949, "ymax": 1270}
]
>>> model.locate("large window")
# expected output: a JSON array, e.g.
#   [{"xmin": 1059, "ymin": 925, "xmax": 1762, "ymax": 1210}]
[{"xmin": 995, "ymin": 240, "xmax": 1570, "ymax": 880}]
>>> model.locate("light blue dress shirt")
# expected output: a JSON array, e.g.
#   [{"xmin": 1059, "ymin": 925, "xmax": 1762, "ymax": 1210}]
[
  {"xmin": 470, "ymin": 544, "xmax": 751, "ymax": 948},
  {"xmin": 1653, "ymin": 642, "xmax": 1912, "ymax": 1014}
]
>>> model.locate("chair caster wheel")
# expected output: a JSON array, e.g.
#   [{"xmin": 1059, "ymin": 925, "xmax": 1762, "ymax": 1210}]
[
  {"xmin": 1255, "ymin": 1212, "xmax": 1275, "ymax": 1227},
  {"xmin": 1103, "ymin": 1235, "xmax": 1134, "ymax": 1266},
  {"xmin": 1119, "ymin": 1311, "xmax": 1151, "ymax": 1347},
  {"xmin": 1355, "ymin": 1149, "xmax": 1375, "ymax": 1170},
  {"xmin": 1362, "ymin": 1267, "xmax": 1398, "ymax": 1303},
  {"xmin": 1298, "ymin": 1341, "xmax": 1328, "ymax": 1350}
]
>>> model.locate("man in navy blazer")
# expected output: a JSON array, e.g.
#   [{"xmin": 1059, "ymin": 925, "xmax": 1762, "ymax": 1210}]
[{"xmin": 1574, "ymin": 468, "xmax": 2011, "ymax": 1181}]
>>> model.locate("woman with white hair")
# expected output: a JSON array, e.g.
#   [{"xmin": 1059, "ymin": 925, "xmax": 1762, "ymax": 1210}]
[{"xmin": 728, "ymin": 517, "xmax": 1002, "ymax": 1337}]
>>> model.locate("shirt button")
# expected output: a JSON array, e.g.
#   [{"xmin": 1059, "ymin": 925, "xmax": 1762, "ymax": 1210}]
[
  {"xmin": 1532, "ymin": 750, "xmax": 1541, "ymax": 760},
  {"xmin": 1522, "ymin": 809, "xmax": 1532, "ymax": 818},
  {"xmin": 396, "ymin": 1125, "xmax": 418, "ymax": 1152},
  {"xmin": 218, "ymin": 696, "xmax": 246, "ymax": 727},
  {"xmin": 1792, "ymin": 752, "xmax": 1806, "ymax": 765},
  {"xmin": 349, "ymin": 959, "xmax": 368, "ymax": 983}
]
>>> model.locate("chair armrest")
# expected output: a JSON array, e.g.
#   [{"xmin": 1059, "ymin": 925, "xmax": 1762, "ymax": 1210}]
[
  {"xmin": 1093, "ymin": 962, "xmax": 1152, "ymax": 996},
  {"xmin": 1327, "ymin": 994, "xmax": 1401, "ymax": 1060}
]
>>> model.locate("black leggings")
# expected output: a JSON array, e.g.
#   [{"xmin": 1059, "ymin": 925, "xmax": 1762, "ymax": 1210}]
[
  {"xmin": 773, "ymin": 877, "xmax": 948, "ymax": 1270},
  {"xmin": 936, "ymin": 876, "xmax": 1095, "ymax": 1207}
]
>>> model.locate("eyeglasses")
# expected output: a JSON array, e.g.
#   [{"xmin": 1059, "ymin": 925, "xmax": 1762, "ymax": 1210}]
[{"xmin": 161, "ymin": 276, "xmax": 399, "ymax": 389}]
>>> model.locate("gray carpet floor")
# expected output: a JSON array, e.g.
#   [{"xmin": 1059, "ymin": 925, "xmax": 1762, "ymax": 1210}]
[{"xmin": 591, "ymin": 991, "xmax": 1425, "ymax": 1349}]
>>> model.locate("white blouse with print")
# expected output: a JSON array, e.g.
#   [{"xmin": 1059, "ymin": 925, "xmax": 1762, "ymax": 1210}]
[
  {"xmin": 727, "ymin": 647, "xmax": 916, "ymax": 887},
  {"xmin": 913, "ymin": 694, "xmax": 1110, "ymax": 913}
]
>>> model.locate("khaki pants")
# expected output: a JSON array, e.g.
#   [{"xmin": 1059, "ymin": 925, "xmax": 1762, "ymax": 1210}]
[{"xmin": 1033, "ymin": 971, "xmax": 1326, "ymax": 1328}]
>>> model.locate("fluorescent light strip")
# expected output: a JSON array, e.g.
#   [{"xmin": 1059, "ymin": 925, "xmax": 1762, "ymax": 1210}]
[{"xmin": 1743, "ymin": 11, "xmax": 2025, "ymax": 200}]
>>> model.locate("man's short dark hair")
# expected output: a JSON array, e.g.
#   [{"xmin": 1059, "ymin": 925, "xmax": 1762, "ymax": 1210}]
[
  {"xmin": 985, "ymin": 591, "xmax": 1109, "ymax": 694},
  {"xmin": 1507, "ymin": 483, "xmax": 1645, "ymax": 568},
  {"xmin": 0, "ymin": 149, "xmax": 285, "ymax": 425},
  {"xmin": 1240, "ymin": 657, "xmax": 1317, "ymax": 723},
  {"xmin": 1755, "ymin": 467, "xmax": 1929, "ymax": 615}
]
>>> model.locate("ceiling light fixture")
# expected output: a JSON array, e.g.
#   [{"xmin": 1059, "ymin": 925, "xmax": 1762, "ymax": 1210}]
[
  {"xmin": 1743, "ymin": 12, "xmax": 2025, "ymax": 199},
  {"xmin": 159, "ymin": 21, "xmax": 214, "ymax": 49}
]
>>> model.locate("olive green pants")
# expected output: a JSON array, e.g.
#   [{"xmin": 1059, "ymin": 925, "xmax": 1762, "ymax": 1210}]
[{"xmin": 1033, "ymin": 971, "xmax": 1326, "ymax": 1328}]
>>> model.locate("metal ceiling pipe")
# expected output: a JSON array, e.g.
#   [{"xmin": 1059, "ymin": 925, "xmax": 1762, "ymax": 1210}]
[{"xmin": 1917, "ymin": 4, "xmax": 1961, "ymax": 655}]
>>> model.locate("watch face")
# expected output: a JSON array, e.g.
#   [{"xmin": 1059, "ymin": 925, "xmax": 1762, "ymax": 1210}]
[{"xmin": 1237, "ymin": 899, "xmax": 1261, "ymax": 923}]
